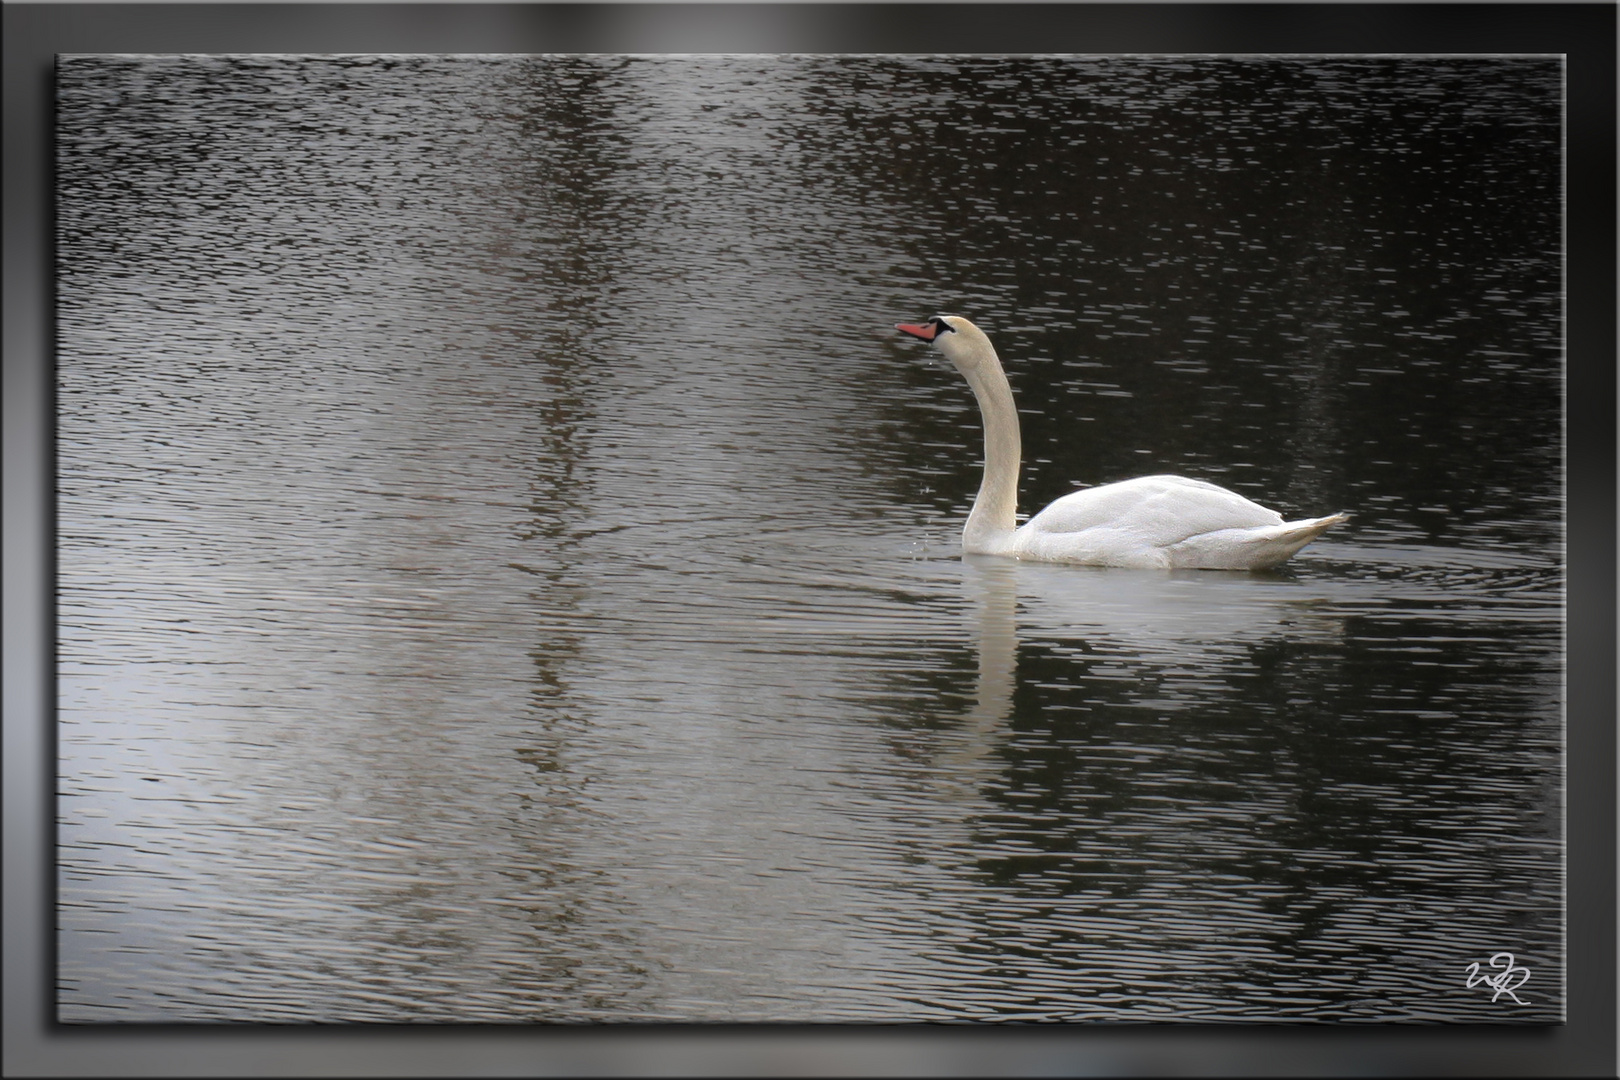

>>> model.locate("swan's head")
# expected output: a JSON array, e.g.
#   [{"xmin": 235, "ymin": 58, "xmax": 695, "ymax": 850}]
[{"xmin": 895, "ymin": 315, "xmax": 996, "ymax": 373}]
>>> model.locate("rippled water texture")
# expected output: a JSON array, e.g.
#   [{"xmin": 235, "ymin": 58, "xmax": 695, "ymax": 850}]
[{"xmin": 56, "ymin": 55, "xmax": 1563, "ymax": 1023}]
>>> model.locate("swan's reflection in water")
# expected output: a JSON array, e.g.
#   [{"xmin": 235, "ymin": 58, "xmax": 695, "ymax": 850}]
[
  {"xmin": 946, "ymin": 558, "xmax": 1020, "ymax": 800},
  {"xmin": 931, "ymin": 554, "xmax": 1349, "ymax": 799}
]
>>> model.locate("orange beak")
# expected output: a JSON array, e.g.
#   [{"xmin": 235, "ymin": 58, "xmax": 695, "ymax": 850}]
[{"xmin": 895, "ymin": 321, "xmax": 938, "ymax": 341}]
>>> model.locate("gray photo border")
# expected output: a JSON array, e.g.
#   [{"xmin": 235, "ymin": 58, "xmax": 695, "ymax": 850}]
[{"xmin": 6, "ymin": 4, "xmax": 1615, "ymax": 1076}]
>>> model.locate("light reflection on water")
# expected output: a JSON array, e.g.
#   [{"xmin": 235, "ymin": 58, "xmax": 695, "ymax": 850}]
[{"xmin": 57, "ymin": 54, "xmax": 1561, "ymax": 1022}]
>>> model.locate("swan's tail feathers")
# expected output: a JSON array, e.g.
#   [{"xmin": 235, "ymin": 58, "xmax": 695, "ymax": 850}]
[
  {"xmin": 1251, "ymin": 512, "xmax": 1350, "ymax": 567},
  {"xmin": 1280, "ymin": 512, "xmax": 1350, "ymax": 540},
  {"xmin": 1167, "ymin": 511, "xmax": 1349, "ymax": 570}
]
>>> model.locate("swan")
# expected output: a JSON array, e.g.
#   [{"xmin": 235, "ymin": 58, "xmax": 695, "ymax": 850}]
[{"xmin": 895, "ymin": 315, "xmax": 1348, "ymax": 570}]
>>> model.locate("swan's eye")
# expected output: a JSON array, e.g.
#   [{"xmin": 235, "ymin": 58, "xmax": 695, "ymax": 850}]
[{"xmin": 932, "ymin": 318, "xmax": 956, "ymax": 334}]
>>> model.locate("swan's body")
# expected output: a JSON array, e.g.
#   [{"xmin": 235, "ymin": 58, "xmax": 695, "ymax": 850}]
[{"xmin": 896, "ymin": 315, "xmax": 1348, "ymax": 570}]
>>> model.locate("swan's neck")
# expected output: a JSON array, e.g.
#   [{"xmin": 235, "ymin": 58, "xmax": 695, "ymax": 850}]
[{"xmin": 958, "ymin": 349, "xmax": 1020, "ymax": 553}]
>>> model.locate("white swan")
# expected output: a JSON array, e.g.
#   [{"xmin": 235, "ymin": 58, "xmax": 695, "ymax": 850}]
[{"xmin": 896, "ymin": 315, "xmax": 1348, "ymax": 570}]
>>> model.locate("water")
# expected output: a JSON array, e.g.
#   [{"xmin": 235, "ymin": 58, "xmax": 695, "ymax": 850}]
[{"xmin": 55, "ymin": 54, "xmax": 1563, "ymax": 1023}]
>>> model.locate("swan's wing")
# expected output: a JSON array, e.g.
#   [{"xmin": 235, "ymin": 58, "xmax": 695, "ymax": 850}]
[{"xmin": 1024, "ymin": 474, "xmax": 1284, "ymax": 547}]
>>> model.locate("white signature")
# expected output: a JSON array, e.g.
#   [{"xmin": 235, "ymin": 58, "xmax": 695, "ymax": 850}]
[{"xmin": 1464, "ymin": 952, "xmax": 1530, "ymax": 1004}]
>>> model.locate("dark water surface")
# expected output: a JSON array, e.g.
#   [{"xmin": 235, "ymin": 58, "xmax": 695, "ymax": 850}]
[{"xmin": 56, "ymin": 55, "xmax": 1562, "ymax": 1023}]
